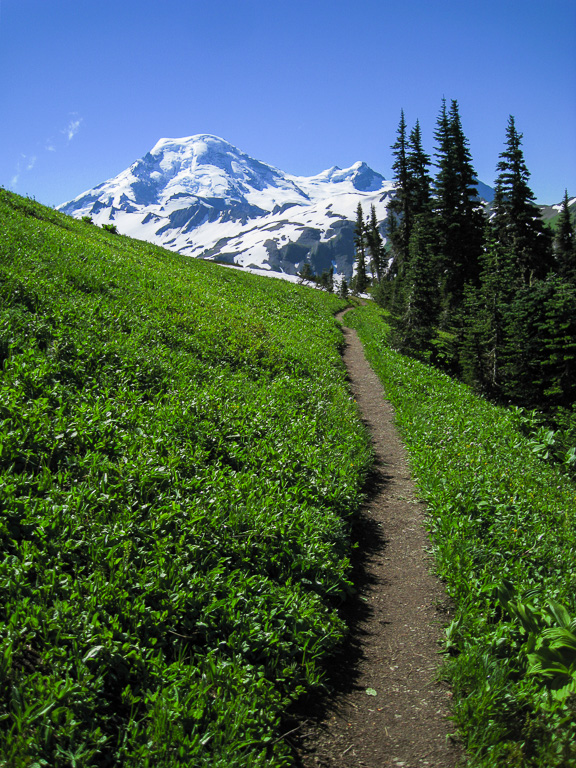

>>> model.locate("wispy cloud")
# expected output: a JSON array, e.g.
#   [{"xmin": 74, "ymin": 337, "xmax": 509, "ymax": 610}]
[
  {"xmin": 63, "ymin": 116, "xmax": 83, "ymax": 141},
  {"xmin": 10, "ymin": 113, "xmax": 84, "ymax": 189},
  {"xmin": 10, "ymin": 153, "xmax": 35, "ymax": 187}
]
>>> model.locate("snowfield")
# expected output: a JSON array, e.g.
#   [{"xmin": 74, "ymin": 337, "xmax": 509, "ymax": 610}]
[{"xmin": 58, "ymin": 134, "xmax": 396, "ymax": 279}]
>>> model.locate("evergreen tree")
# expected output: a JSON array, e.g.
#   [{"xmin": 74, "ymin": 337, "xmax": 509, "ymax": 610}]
[
  {"xmin": 398, "ymin": 213, "xmax": 440, "ymax": 355},
  {"xmin": 391, "ymin": 119, "xmax": 438, "ymax": 356},
  {"xmin": 433, "ymin": 99, "xmax": 484, "ymax": 314},
  {"xmin": 380, "ymin": 213, "xmax": 402, "ymax": 310},
  {"xmin": 407, "ymin": 119, "xmax": 432, "ymax": 216},
  {"xmin": 387, "ymin": 111, "xmax": 434, "ymax": 315},
  {"xmin": 492, "ymin": 115, "xmax": 553, "ymax": 285},
  {"xmin": 366, "ymin": 204, "xmax": 385, "ymax": 283},
  {"xmin": 459, "ymin": 281, "xmax": 488, "ymax": 390},
  {"xmin": 298, "ymin": 262, "xmax": 314, "ymax": 284},
  {"xmin": 501, "ymin": 276, "xmax": 576, "ymax": 408},
  {"xmin": 353, "ymin": 202, "xmax": 369, "ymax": 294},
  {"xmin": 387, "ymin": 110, "xmax": 411, "ymax": 288},
  {"xmin": 555, "ymin": 190, "xmax": 576, "ymax": 283},
  {"xmin": 466, "ymin": 226, "xmax": 518, "ymax": 394}
]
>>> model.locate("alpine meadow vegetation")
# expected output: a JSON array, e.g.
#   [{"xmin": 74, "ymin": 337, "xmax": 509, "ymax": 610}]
[
  {"xmin": 2, "ymin": 96, "xmax": 575, "ymax": 768},
  {"xmin": 348, "ymin": 101, "xmax": 576, "ymax": 764},
  {"xmin": 0, "ymin": 189, "xmax": 373, "ymax": 767},
  {"xmin": 346, "ymin": 302, "xmax": 576, "ymax": 767}
]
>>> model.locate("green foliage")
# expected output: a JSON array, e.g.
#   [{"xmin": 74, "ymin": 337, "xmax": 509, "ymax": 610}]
[
  {"xmin": 380, "ymin": 106, "xmax": 573, "ymax": 419},
  {"xmin": 0, "ymin": 189, "xmax": 373, "ymax": 767},
  {"xmin": 433, "ymin": 99, "xmax": 484, "ymax": 312},
  {"xmin": 387, "ymin": 110, "xmax": 434, "ymax": 316},
  {"xmin": 346, "ymin": 303, "xmax": 576, "ymax": 766},
  {"xmin": 365, "ymin": 204, "xmax": 385, "ymax": 284},
  {"xmin": 318, "ymin": 267, "xmax": 334, "ymax": 293},
  {"xmin": 501, "ymin": 275, "xmax": 576, "ymax": 407},
  {"xmin": 492, "ymin": 115, "xmax": 553, "ymax": 285},
  {"xmin": 554, "ymin": 190, "xmax": 576, "ymax": 283},
  {"xmin": 352, "ymin": 203, "xmax": 369, "ymax": 294},
  {"xmin": 298, "ymin": 262, "xmax": 315, "ymax": 285},
  {"xmin": 393, "ymin": 213, "xmax": 440, "ymax": 356}
]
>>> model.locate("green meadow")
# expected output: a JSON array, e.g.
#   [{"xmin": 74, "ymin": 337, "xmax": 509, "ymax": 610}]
[
  {"xmin": 2, "ymin": 190, "xmax": 576, "ymax": 767},
  {"xmin": 347, "ymin": 302, "xmax": 576, "ymax": 767},
  {"xmin": 0, "ymin": 190, "xmax": 372, "ymax": 767}
]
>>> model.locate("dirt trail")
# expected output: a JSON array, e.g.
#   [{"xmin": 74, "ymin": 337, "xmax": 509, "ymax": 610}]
[{"xmin": 293, "ymin": 316, "xmax": 462, "ymax": 768}]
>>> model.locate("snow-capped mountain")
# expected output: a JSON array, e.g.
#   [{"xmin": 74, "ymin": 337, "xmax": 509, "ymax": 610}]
[{"xmin": 58, "ymin": 135, "xmax": 396, "ymax": 279}]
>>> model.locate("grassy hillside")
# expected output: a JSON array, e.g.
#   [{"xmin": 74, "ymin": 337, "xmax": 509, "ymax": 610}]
[
  {"xmin": 347, "ymin": 302, "xmax": 576, "ymax": 767},
  {"xmin": 0, "ymin": 190, "xmax": 372, "ymax": 767}
]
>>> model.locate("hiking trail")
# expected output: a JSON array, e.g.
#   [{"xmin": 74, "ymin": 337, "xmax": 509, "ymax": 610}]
[{"xmin": 293, "ymin": 313, "xmax": 463, "ymax": 768}]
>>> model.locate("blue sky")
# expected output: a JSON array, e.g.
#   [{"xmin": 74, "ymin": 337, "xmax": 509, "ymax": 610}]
[{"xmin": 1, "ymin": 0, "xmax": 574, "ymax": 206}]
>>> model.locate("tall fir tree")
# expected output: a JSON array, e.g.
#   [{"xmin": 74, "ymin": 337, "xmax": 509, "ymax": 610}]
[
  {"xmin": 366, "ymin": 204, "xmax": 385, "ymax": 283},
  {"xmin": 353, "ymin": 202, "xmax": 369, "ymax": 294},
  {"xmin": 555, "ymin": 190, "xmax": 576, "ymax": 284},
  {"xmin": 388, "ymin": 110, "xmax": 435, "ymax": 317},
  {"xmin": 501, "ymin": 275, "xmax": 576, "ymax": 408},
  {"xmin": 407, "ymin": 119, "xmax": 433, "ymax": 216},
  {"xmin": 469, "ymin": 227, "xmax": 518, "ymax": 394},
  {"xmin": 433, "ymin": 99, "xmax": 485, "ymax": 315},
  {"xmin": 492, "ymin": 115, "xmax": 552, "ymax": 286},
  {"xmin": 398, "ymin": 212, "xmax": 440, "ymax": 356},
  {"xmin": 387, "ymin": 110, "xmax": 411, "ymax": 295}
]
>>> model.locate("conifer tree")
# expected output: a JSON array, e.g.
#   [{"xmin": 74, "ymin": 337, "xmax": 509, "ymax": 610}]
[
  {"xmin": 388, "ymin": 111, "xmax": 434, "ymax": 315},
  {"xmin": 460, "ymin": 222, "xmax": 519, "ymax": 395},
  {"xmin": 353, "ymin": 202, "xmax": 369, "ymax": 294},
  {"xmin": 555, "ymin": 190, "xmax": 575, "ymax": 283},
  {"xmin": 381, "ymin": 212, "xmax": 402, "ymax": 310},
  {"xmin": 433, "ymin": 99, "xmax": 484, "ymax": 314},
  {"xmin": 492, "ymin": 115, "xmax": 552, "ymax": 285},
  {"xmin": 366, "ymin": 204, "xmax": 385, "ymax": 283},
  {"xmin": 388, "ymin": 110, "xmax": 411, "ymax": 282},
  {"xmin": 399, "ymin": 213, "xmax": 440, "ymax": 355},
  {"xmin": 501, "ymin": 275, "xmax": 576, "ymax": 408},
  {"xmin": 407, "ymin": 119, "xmax": 433, "ymax": 216},
  {"xmin": 298, "ymin": 262, "xmax": 314, "ymax": 284}
]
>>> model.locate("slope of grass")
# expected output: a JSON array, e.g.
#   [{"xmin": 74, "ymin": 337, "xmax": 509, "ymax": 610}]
[
  {"xmin": 0, "ymin": 190, "xmax": 372, "ymax": 767},
  {"xmin": 346, "ymin": 302, "xmax": 576, "ymax": 767}
]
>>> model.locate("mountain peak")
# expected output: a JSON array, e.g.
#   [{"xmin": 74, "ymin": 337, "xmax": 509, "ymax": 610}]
[
  {"xmin": 57, "ymin": 134, "xmax": 395, "ymax": 279},
  {"xmin": 148, "ymin": 134, "xmax": 241, "ymax": 163},
  {"xmin": 316, "ymin": 161, "xmax": 385, "ymax": 191}
]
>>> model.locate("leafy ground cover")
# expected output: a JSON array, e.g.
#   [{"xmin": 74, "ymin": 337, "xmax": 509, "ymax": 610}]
[
  {"xmin": 0, "ymin": 190, "xmax": 373, "ymax": 767},
  {"xmin": 346, "ymin": 302, "xmax": 576, "ymax": 767}
]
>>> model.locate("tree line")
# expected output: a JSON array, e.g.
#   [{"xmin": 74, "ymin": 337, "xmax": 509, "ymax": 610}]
[{"xmin": 353, "ymin": 99, "xmax": 576, "ymax": 420}]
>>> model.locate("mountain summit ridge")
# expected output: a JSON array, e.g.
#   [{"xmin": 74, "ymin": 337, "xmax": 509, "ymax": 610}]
[{"xmin": 58, "ymin": 134, "xmax": 394, "ymax": 278}]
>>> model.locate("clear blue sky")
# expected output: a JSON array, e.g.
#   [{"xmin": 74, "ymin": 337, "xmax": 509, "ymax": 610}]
[{"xmin": 1, "ymin": 0, "xmax": 574, "ymax": 206}]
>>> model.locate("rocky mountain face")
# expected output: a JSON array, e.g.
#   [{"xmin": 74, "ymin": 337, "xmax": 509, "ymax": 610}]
[{"xmin": 58, "ymin": 135, "xmax": 396, "ymax": 279}]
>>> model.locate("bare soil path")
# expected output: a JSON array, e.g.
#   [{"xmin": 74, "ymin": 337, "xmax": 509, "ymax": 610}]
[{"xmin": 292, "ymin": 315, "xmax": 463, "ymax": 768}]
